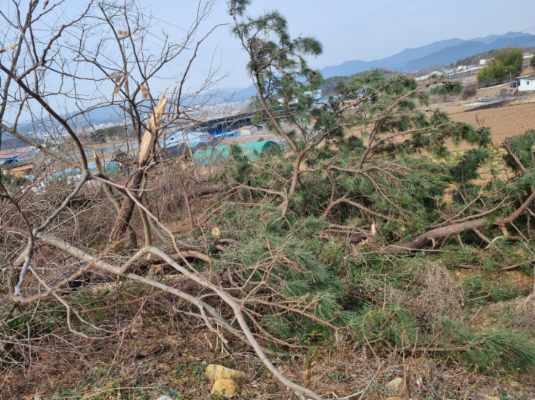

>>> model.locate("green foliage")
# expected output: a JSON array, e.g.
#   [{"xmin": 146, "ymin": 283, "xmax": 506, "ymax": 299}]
[
  {"xmin": 531, "ymin": 55, "xmax": 535, "ymax": 68},
  {"xmin": 230, "ymin": 0, "xmax": 346, "ymax": 148},
  {"xmin": 350, "ymin": 306, "xmax": 535, "ymax": 372},
  {"xmin": 228, "ymin": 0, "xmax": 250, "ymax": 16},
  {"xmin": 339, "ymin": 71, "xmax": 489, "ymax": 157},
  {"xmin": 327, "ymin": 370, "xmax": 351, "ymax": 383},
  {"xmin": 4, "ymin": 303, "xmax": 65, "ymax": 336},
  {"xmin": 345, "ymin": 71, "xmax": 415, "ymax": 102},
  {"xmin": 166, "ymin": 11, "xmax": 535, "ymax": 392},
  {"xmin": 450, "ymin": 148, "xmax": 490, "ymax": 184},
  {"xmin": 440, "ymin": 240, "xmax": 534, "ymax": 272},
  {"xmin": 503, "ymin": 130, "xmax": 535, "ymax": 171},
  {"xmin": 208, "ymin": 158, "xmax": 535, "ymax": 367},
  {"xmin": 230, "ymin": 3, "xmax": 322, "ymax": 102},
  {"xmin": 212, "ymin": 207, "xmax": 349, "ymax": 341},
  {"xmin": 4, "ymin": 5, "xmax": 535, "ymax": 397},
  {"xmin": 321, "ymin": 75, "xmax": 352, "ymax": 96},
  {"xmin": 89, "ymin": 125, "xmax": 127, "ymax": 144},
  {"xmin": 350, "ymin": 305, "xmax": 419, "ymax": 349},
  {"xmin": 452, "ymin": 124, "xmax": 491, "ymax": 147},
  {"xmin": 462, "ymin": 275, "xmax": 524, "ymax": 305},
  {"xmin": 430, "ymin": 81, "xmax": 463, "ymax": 96},
  {"xmin": 228, "ymin": 144, "xmax": 253, "ymax": 182},
  {"xmin": 348, "ymin": 69, "xmax": 390, "ymax": 91},
  {"xmin": 478, "ymin": 48, "xmax": 523, "ymax": 86},
  {"xmin": 440, "ymin": 319, "xmax": 535, "ymax": 372}
]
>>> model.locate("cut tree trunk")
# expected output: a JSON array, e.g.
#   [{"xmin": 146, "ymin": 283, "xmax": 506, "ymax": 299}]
[
  {"xmin": 109, "ymin": 97, "xmax": 168, "ymax": 243},
  {"xmin": 109, "ymin": 170, "xmax": 144, "ymax": 242}
]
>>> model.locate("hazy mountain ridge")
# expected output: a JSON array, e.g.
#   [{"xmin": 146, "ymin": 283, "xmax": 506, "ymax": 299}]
[
  {"xmin": 215, "ymin": 32, "xmax": 535, "ymax": 102},
  {"xmin": 321, "ymin": 32, "xmax": 535, "ymax": 78}
]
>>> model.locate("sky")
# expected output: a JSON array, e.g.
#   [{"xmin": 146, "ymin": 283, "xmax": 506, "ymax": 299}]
[
  {"xmin": 134, "ymin": 0, "xmax": 535, "ymax": 90},
  {"xmin": 7, "ymin": 0, "xmax": 535, "ymax": 97}
]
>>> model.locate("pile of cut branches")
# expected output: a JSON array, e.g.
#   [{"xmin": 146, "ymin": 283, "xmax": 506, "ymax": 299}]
[{"xmin": 1, "ymin": 1, "xmax": 535, "ymax": 399}]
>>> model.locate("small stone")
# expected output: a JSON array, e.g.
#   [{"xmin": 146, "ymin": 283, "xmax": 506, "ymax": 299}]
[
  {"xmin": 156, "ymin": 396, "xmax": 174, "ymax": 400},
  {"xmin": 211, "ymin": 378, "xmax": 237, "ymax": 398},
  {"xmin": 211, "ymin": 226, "xmax": 221, "ymax": 238},
  {"xmin": 385, "ymin": 377, "xmax": 404, "ymax": 395},
  {"xmin": 205, "ymin": 364, "xmax": 245, "ymax": 382}
]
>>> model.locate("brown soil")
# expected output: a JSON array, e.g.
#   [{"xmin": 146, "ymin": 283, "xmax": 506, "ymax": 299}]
[
  {"xmin": 432, "ymin": 97, "xmax": 535, "ymax": 145},
  {"xmin": 448, "ymin": 101, "xmax": 535, "ymax": 144}
]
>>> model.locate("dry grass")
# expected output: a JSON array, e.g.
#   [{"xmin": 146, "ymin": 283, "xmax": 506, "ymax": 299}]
[
  {"xmin": 3, "ymin": 282, "xmax": 535, "ymax": 400},
  {"xmin": 405, "ymin": 265, "xmax": 464, "ymax": 322}
]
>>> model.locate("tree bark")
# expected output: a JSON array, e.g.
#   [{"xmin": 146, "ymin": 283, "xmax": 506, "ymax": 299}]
[
  {"xmin": 110, "ymin": 170, "xmax": 144, "ymax": 242},
  {"xmin": 384, "ymin": 191, "xmax": 535, "ymax": 253}
]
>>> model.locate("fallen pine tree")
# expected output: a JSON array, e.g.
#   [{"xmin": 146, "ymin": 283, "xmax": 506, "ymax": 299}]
[{"xmin": 1, "ymin": 1, "xmax": 535, "ymax": 399}]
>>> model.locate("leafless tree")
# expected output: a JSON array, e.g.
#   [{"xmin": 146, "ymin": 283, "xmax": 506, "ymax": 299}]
[{"xmin": 0, "ymin": 2, "xmax": 329, "ymax": 399}]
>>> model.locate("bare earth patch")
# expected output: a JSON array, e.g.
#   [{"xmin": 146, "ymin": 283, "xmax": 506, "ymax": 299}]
[{"xmin": 449, "ymin": 102, "xmax": 535, "ymax": 144}]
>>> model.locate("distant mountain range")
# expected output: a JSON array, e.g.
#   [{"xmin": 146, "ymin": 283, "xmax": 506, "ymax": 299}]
[
  {"xmin": 209, "ymin": 32, "xmax": 535, "ymax": 103},
  {"xmin": 321, "ymin": 32, "xmax": 535, "ymax": 78}
]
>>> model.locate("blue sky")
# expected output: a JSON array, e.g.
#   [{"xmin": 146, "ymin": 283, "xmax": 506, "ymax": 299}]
[
  {"xmin": 8, "ymin": 0, "xmax": 535, "ymax": 97},
  {"xmin": 135, "ymin": 0, "xmax": 535, "ymax": 89}
]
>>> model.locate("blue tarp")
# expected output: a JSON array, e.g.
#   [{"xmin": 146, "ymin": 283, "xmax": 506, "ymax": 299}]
[
  {"xmin": 161, "ymin": 131, "xmax": 211, "ymax": 149},
  {"xmin": 0, "ymin": 156, "xmax": 20, "ymax": 167}
]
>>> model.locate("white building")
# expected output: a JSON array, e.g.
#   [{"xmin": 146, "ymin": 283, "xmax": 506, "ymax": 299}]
[
  {"xmin": 415, "ymin": 70, "xmax": 445, "ymax": 82},
  {"xmin": 517, "ymin": 76, "xmax": 535, "ymax": 92}
]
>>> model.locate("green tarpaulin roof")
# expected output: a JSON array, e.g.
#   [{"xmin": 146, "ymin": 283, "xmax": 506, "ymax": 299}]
[{"xmin": 193, "ymin": 140, "xmax": 281, "ymax": 165}]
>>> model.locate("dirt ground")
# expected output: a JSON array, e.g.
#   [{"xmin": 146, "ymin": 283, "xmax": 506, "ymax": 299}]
[
  {"xmin": 3, "ymin": 283, "xmax": 535, "ymax": 400},
  {"xmin": 440, "ymin": 100, "xmax": 535, "ymax": 144}
]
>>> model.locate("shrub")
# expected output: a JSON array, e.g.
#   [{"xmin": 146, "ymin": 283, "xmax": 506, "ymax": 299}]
[
  {"xmin": 430, "ymin": 81, "xmax": 463, "ymax": 96},
  {"xmin": 462, "ymin": 83, "xmax": 478, "ymax": 99},
  {"xmin": 350, "ymin": 305, "xmax": 419, "ymax": 350},
  {"xmin": 462, "ymin": 275, "xmax": 524, "ymax": 305},
  {"xmin": 503, "ymin": 130, "xmax": 535, "ymax": 171},
  {"xmin": 440, "ymin": 319, "xmax": 535, "ymax": 372},
  {"xmin": 478, "ymin": 48, "xmax": 523, "ymax": 87},
  {"xmin": 450, "ymin": 148, "xmax": 490, "ymax": 184}
]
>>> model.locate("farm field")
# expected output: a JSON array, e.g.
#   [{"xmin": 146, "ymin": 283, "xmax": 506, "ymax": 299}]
[{"xmin": 442, "ymin": 100, "xmax": 535, "ymax": 143}]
